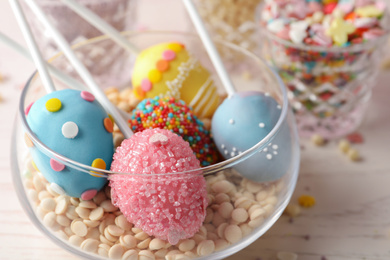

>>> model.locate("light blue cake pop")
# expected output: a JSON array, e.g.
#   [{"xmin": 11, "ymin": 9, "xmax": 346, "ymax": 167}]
[
  {"xmin": 25, "ymin": 89, "xmax": 114, "ymax": 199},
  {"xmin": 211, "ymin": 91, "xmax": 291, "ymax": 182}
]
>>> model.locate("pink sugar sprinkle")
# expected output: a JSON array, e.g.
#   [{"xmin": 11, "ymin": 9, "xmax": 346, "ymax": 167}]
[{"xmin": 109, "ymin": 129, "xmax": 208, "ymax": 244}]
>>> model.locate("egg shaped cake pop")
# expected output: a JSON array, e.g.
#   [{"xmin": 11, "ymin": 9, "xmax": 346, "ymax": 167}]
[
  {"xmin": 211, "ymin": 91, "xmax": 292, "ymax": 182},
  {"xmin": 25, "ymin": 89, "xmax": 114, "ymax": 199},
  {"xmin": 132, "ymin": 42, "xmax": 220, "ymax": 118},
  {"xmin": 109, "ymin": 128, "xmax": 208, "ymax": 245},
  {"xmin": 129, "ymin": 96, "xmax": 219, "ymax": 166}
]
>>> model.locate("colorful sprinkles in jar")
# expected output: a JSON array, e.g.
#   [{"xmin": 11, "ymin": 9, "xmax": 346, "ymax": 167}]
[{"xmin": 258, "ymin": 0, "xmax": 389, "ymax": 138}]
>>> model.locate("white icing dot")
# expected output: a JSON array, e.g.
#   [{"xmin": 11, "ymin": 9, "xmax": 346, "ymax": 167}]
[
  {"xmin": 268, "ymin": 143, "xmax": 272, "ymax": 146},
  {"xmin": 232, "ymin": 147, "xmax": 237, "ymax": 152},
  {"xmin": 266, "ymin": 154, "xmax": 273, "ymax": 160},
  {"xmin": 62, "ymin": 121, "xmax": 79, "ymax": 139},
  {"xmin": 277, "ymin": 105, "xmax": 282, "ymax": 109},
  {"xmin": 229, "ymin": 119, "xmax": 235, "ymax": 125},
  {"xmin": 272, "ymin": 144, "xmax": 279, "ymax": 150},
  {"xmin": 50, "ymin": 183, "xmax": 65, "ymax": 195},
  {"xmin": 224, "ymin": 150, "xmax": 228, "ymax": 155},
  {"xmin": 273, "ymin": 151, "xmax": 278, "ymax": 155},
  {"xmin": 263, "ymin": 148, "xmax": 268, "ymax": 152},
  {"xmin": 265, "ymin": 92, "xmax": 270, "ymax": 96},
  {"xmin": 221, "ymin": 144, "xmax": 225, "ymax": 149},
  {"xmin": 238, "ymin": 151, "xmax": 242, "ymax": 154},
  {"xmin": 259, "ymin": 123, "xmax": 265, "ymax": 128},
  {"xmin": 230, "ymin": 151, "xmax": 236, "ymax": 157}
]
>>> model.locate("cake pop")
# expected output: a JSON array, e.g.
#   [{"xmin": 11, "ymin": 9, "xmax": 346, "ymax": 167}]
[
  {"xmin": 129, "ymin": 96, "xmax": 219, "ymax": 166},
  {"xmin": 109, "ymin": 128, "xmax": 208, "ymax": 245},
  {"xmin": 211, "ymin": 91, "xmax": 291, "ymax": 182},
  {"xmin": 26, "ymin": 89, "xmax": 114, "ymax": 199},
  {"xmin": 132, "ymin": 42, "xmax": 220, "ymax": 118},
  {"xmin": 184, "ymin": 0, "xmax": 292, "ymax": 182}
]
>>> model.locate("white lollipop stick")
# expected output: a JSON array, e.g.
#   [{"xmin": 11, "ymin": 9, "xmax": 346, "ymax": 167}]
[
  {"xmin": 24, "ymin": 0, "xmax": 133, "ymax": 139},
  {"xmin": 60, "ymin": 0, "xmax": 140, "ymax": 55},
  {"xmin": 9, "ymin": 0, "xmax": 55, "ymax": 94},
  {"xmin": 182, "ymin": 0, "xmax": 236, "ymax": 97},
  {"xmin": 0, "ymin": 32, "xmax": 85, "ymax": 91}
]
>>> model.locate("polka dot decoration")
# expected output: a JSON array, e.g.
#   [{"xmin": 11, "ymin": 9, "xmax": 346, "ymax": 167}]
[
  {"xmin": 134, "ymin": 42, "xmax": 184, "ymax": 98},
  {"xmin": 50, "ymin": 158, "xmax": 65, "ymax": 172},
  {"xmin": 62, "ymin": 121, "xmax": 79, "ymax": 139},
  {"xmin": 103, "ymin": 117, "xmax": 114, "ymax": 133},
  {"xmin": 45, "ymin": 98, "xmax": 62, "ymax": 112},
  {"xmin": 80, "ymin": 91, "xmax": 95, "ymax": 102},
  {"xmin": 90, "ymin": 158, "xmax": 106, "ymax": 178}
]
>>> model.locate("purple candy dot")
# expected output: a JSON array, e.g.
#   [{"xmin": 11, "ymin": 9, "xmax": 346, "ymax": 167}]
[
  {"xmin": 162, "ymin": 50, "xmax": 176, "ymax": 61},
  {"xmin": 80, "ymin": 91, "xmax": 95, "ymax": 102},
  {"xmin": 50, "ymin": 158, "xmax": 65, "ymax": 172},
  {"xmin": 141, "ymin": 79, "xmax": 153, "ymax": 92}
]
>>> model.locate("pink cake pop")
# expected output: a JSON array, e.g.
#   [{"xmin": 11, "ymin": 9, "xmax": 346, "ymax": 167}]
[{"xmin": 109, "ymin": 128, "xmax": 208, "ymax": 245}]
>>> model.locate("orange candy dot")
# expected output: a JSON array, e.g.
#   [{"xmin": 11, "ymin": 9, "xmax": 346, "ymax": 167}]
[
  {"xmin": 104, "ymin": 117, "xmax": 114, "ymax": 133},
  {"xmin": 134, "ymin": 87, "xmax": 146, "ymax": 99},
  {"xmin": 156, "ymin": 59, "xmax": 169, "ymax": 72}
]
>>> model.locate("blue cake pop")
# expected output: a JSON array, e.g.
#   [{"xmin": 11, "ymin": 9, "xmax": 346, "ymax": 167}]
[
  {"xmin": 211, "ymin": 91, "xmax": 292, "ymax": 182},
  {"xmin": 25, "ymin": 89, "xmax": 114, "ymax": 199}
]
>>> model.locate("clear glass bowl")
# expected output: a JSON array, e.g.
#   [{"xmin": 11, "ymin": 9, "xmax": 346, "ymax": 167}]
[
  {"xmin": 256, "ymin": 3, "xmax": 390, "ymax": 139},
  {"xmin": 11, "ymin": 31, "xmax": 300, "ymax": 260}
]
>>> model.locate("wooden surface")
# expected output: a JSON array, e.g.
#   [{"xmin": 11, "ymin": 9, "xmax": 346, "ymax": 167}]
[{"xmin": 1, "ymin": 1, "xmax": 390, "ymax": 260}]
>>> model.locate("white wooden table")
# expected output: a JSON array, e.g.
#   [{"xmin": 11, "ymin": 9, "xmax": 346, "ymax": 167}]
[{"xmin": 1, "ymin": 1, "xmax": 390, "ymax": 259}]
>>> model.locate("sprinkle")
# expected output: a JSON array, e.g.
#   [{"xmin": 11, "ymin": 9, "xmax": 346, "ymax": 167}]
[
  {"xmin": 45, "ymin": 98, "xmax": 62, "ymax": 112},
  {"xmin": 298, "ymin": 195, "xmax": 316, "ymax": 208},
  {"xmin": 259, "ymin": 123, "xmax": 265, "ymax": 128},
  {"xmin": 347, "ymin": 148, "xmax": 361, "ymax": 161},
  {"xmin": 104, "ymin": 117, "xmax": 114, "ymax": 133},
  {"xmin": 50, "ymin": 158, "xmax": 65, "ymax": 172},
  {"xmin": 62, "ymin": 121, "xmax": 79, "ymax": 139},
  {"xmin": 229, "ymin": 119, "xmax": 235, "ymax": 125},
  {"xmin": 80, "ymin": 91, "xmax": 95, "ymax": 102},
  {"xmin": 346, "ymin": 132, "xmax": 364, "ymax": 144},
  {"xmin": 326, "ymin": 17, "xmax": 356, "ymax": 46}
]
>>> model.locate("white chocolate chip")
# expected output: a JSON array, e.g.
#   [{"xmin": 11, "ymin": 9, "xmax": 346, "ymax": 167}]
[
  {"xmin": 197, "ymin": 240, "xmax": 215, "ymax": 256},
  {"xmin": 108, "ymin": 244, "xmax": 124, "ymax": 259},
  {"xmin": 224, "ymin": 224, "xmax": 242, "ymax": 243}
]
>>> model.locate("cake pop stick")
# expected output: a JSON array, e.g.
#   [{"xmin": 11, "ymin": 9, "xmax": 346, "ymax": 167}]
[
  {"xmin": 60, "ymin": 0, "xmax": 140, "ymax": 55},
  {"xmin": 182, "ymin": 0, "xmax": 236, "ymax": 97},
  {"xmin": 183, "ymin": 0, "xmax": 292, "ymax": 182},
  {"xmin": 23, "ymin": 0, "xmax": 133, "ymax": 139},
  {"xmin": 10, "ymin": 0, "xmax": 114, "ymax": 199},
  {"xmin": 0, "ymin": 32, "xmax": 84, "ymax": 91},
  {"xmin": 9, "ymin": 0, "xmax": 55, "ymax": 94}
]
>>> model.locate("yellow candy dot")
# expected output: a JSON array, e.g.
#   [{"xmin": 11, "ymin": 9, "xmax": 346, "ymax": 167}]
[
  {"xmin": 90, "ymin": 158, "xmax": 106, "ymax": 178},
  {"xmin": 148, "ymin": 69, "xmax": 162, "ymax": 83},
  {"xmin": 298, "ymin": 195, "xmax": 316, "ymax": 208},
  {"xmin": 45, "ymin": 98, "xmax": 62, "ymax": 112},
  {"xmin": 168, "ymin": 43, "xmax": 183, "ymax": 53},
  {"xmin": 31, "ymin": 160, "xmax": 39, "ymax": 172}
]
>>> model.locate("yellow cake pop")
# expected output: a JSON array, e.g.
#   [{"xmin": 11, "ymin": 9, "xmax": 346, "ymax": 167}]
[{"xmin": 132, "ymin": 42, "xmax": 220, "ymax": 118}]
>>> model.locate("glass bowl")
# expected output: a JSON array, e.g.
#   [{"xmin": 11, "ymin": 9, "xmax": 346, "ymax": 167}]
[
  {"xmin": 255, "ymin": 2, "xmax": 390, "ymax": 139},
  {"xmin": 11, "ymin": 31, "xmax": 300, "ymax": 260}
]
